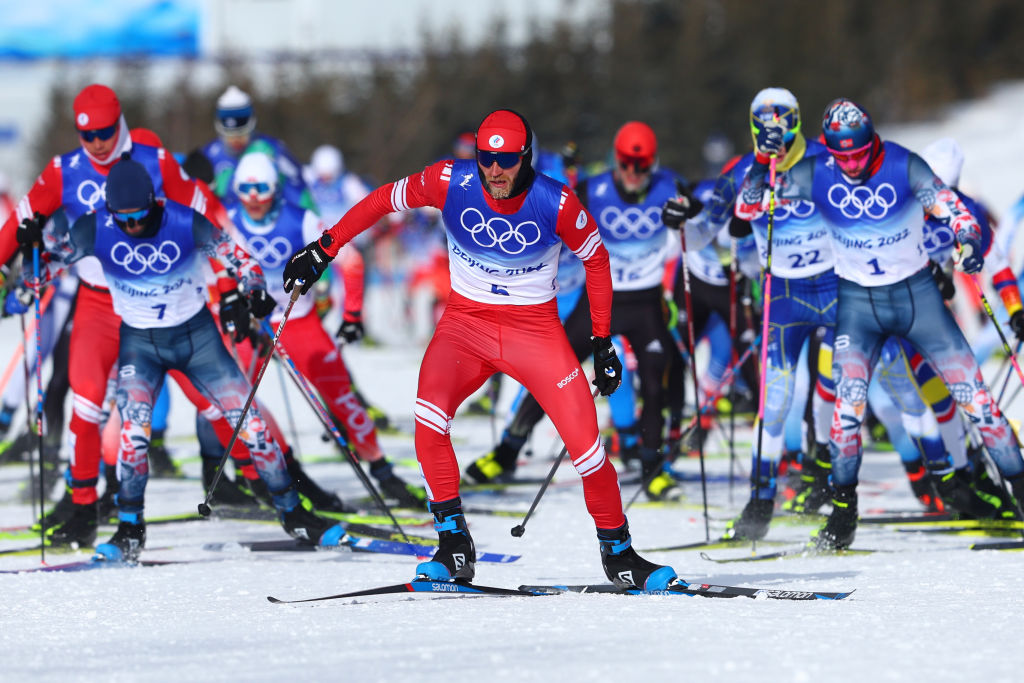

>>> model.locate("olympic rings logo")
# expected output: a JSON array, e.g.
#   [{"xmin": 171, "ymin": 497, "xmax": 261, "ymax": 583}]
[
  {"xmin": 771, "ymin": 199, "xmax": 816, "ymax": 221},
  {"xmin": 246, "ymin": 235, "xmax": 293, "ymax": 269},
  {"xmin": 110, "ymin": 241, "xmax": 182, "ymax": 275},
  {"xmin": 827, "ymin": 182, "xmax": 898, "ymax": 220},
  {"xmin": 598, "ymin": 205, "xmax": 662, "ymax": 239},
  {"xmin": 77, "ymin": 180, "xmax": 106, "ymax": 211},
  {"xmin": 922, "ymin": 220, "xmax": 955, "ymax": 254},
  {"xmin": 459, "ymin": 207, "xmax": 541, "ymax": 255}
]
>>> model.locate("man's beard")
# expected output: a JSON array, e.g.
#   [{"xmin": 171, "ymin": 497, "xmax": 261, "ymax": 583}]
[{"xmin": 487, "ymin": 180, "xmax": 512, "ymax": 199}]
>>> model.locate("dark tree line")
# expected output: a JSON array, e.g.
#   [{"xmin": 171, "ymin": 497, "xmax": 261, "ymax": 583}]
[{"xmin": 33, "ymin": 0, "xmax": 1024, "ymax": 185}]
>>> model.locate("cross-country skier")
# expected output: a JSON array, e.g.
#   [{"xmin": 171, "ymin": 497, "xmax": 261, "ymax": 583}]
[
  {"xmin": 282, "ymin": 109, "xmax": 679, "ymax": 591},
  {"xmin": 226, "ymin": 150, "xmax": 425, "ymax": 507},
  {"xmin": 32, "ymin": 156, "xmax": 346, "ymax": 561},
  {"xmin": 736, "ymin": 98, "xmax": 1024, "ymax": 548}
]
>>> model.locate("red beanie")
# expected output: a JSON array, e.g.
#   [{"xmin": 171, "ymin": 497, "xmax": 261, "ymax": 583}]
[
  {"xmin": 476, "ymin": 110, "xmax": 528, "ymax": 153},
  {"xmin": 73, "ymin": 84, "xmax": 121, "ymax": 130}
]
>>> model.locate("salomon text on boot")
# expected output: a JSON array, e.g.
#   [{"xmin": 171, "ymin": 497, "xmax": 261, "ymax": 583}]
[
  {"xmin": 598, "ymin": 520, "xmax": 677, "ymax": 592},
  {"xmin": 416, "ymin": 498, "xmax": 475, "ymax": 581}
]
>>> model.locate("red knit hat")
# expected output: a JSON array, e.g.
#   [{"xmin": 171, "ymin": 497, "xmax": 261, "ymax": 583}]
[
  {"xmin": 73, "ymin": 84, "xmax": 121, "ymax": 130},
  {"xmin": 476, "ymin": 110, "xmax": 529, "ymax": 153}
]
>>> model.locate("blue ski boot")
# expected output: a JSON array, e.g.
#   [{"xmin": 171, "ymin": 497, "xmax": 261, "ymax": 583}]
[
  {"xmin": 598, "ymin": 520, "xmax": 677, "ymax": 591},
  {"xmin": 94, "ymin": 513, "xmax": 146, "ymax": 563},
  {"xmin": 416, "ymin": 498, "xmax": 475, "ymax": 581}
]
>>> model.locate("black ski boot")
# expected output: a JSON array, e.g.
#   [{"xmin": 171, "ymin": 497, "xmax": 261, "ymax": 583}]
[
  {"xmin": 279, "ymin": 500, "xmax": 347, "ymax": 546},
  {"xmin": 598, "ymin": 520, "xmax": 677, "ymax": 591},
  {"xmin": 202, "ymin": 458, "xmax": 259, "ymax": 507},
  {"xmin": 1006, "ymin": 474, "xmax": 1024, "ymax": 518},
  {"xmin": 641, "ymin": 448, "xmax": 680, "ymax": 501},
  {"xmin": 813, "ymin": 484, "xmax": 858, "ymax": 550},
  {"xmin": 94, "ymin": 514, "xmax": 146, "ymax": 563},
  {"xmin": 285, "ymin": 452, "xmax": 351, "ymax": 512},
  {"xmin": 783, "ymin": 445, "xmax": 831, "ymax": 514},
  {"xmin": 97, "ymin": 466, "xmax": 120, "ymax": 523},
  {"xmin": 971, "ymin": 464, "xmax": 1020, "ymax": 519},
  {"xmin": 724, "ymin": 498, "xmax": 775, "ymax": 541},
  {"xmin": 37, "ymin": 484, "xmax": 75, "ymax": 532},
  {"xmin": 930, "ymin": 467, "xmax": 1002, "ymax": 519},
  {"xmin": 416, "ymin": 498, "xmax": 476, "ymax": 581},
  {"xmin": 464, "ymin": 433, "xmax": 526, "ymax": 484},
  {"xmin": 49, "ymin": 502, "xmax": 99, "ymax": 548},
  {"xmin": 371, "ymin": 458, "xmax": 427, "ymax": 508},
  {"xmin": 902, "ymin": 457, "xmax": 942, "ymax": 512},
  {"xmin": 147, "ymin": 429, "xmax": 182, "ymax": 478}
]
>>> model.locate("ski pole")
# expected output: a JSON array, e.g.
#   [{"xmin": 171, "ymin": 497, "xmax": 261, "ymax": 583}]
[
  {"xmin": 18, "ymin": 313, "xmax": 38, "ymax": 525},
  {"xmin": 970, "ymin": 276, "xmax": 1024, "ymax": 390},
  {"xmin": 728, "ymin": 236, "xmax": 739, "ymax": 501},
  {"xmin": 510, "ymin": 387, "xmax": 599, "ymax": 538},
  {"xmin": 198, "ymin": 286, "xmax": 302, "ymax": 518},
  {"xmin": 678, "ymin": 211, "xmax": 710, "ymax": 541},
  {"xmin": 31, "ymin": 246, "xmax": 46, "ymax": 563},
  {"xmin": 996, "ymin": 340, "xmax": 1023, "ymax": 404},
  {"xmin": 262, "ymin": 319, "xmax": 412, "ymax": 545},
  {"xmin": 752, "ymin": 153, "xmax": 779, "ymax": 552}
]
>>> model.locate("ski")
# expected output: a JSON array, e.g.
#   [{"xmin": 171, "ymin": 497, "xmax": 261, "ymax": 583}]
[
  {"xmin": 860, "ymin": 511, "xmax": 955, "ymax": 525},
  {"xmin": 895, "ymin": 524, "xmax": 1023, "ymax": 537},
  {"xmin": 0, "ymin": 558, "xmax": 194, "ymax": 574},
  {"xmin": 518, "ymin": 581, "xmax": 854, "ymax": 601},
  {"xmin": 699, "ymin": 546, "xmax": 880, "ymax": 563},
  {"xmin": 642, "ymin": 538, "xmax": 791, "ymax": 552},
  {"xmin": 969, "ymin": 540, "xmax": 1024, "ymax": 551},
  {"xmin": 268, "ymin": 579, "xmax": 539, "ymax": 604},
  {"xmin": 202, "ymin": 536, "xmax": 521, "ymax": 563}
]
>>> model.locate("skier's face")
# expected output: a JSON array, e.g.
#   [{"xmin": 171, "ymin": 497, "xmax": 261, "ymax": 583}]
[
  {"xmin": 615, "ymin": 155, "xmax": 653, "ymax": 193},
  {"xmin": 223, "ymin": 132, "xmax": 251, "ymax": 155},
  {"xmin": 478, "ymin": 156, "xmax": 522, "ymax": 200},
  {"xmin": 832, "ymin": 141, "xmax": 873, "ymax": 179},
  {"xmin": 113, "ymin": 207, "xmax": 151, "ymax": 237},
  {"xmin": 79, "ymin": 125, "xmax": 120, "ymax": 162}
]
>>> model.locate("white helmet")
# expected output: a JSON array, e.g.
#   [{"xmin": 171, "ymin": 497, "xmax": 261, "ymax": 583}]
[
  {"xmin": 311, "ymin": 145, "xmax": 344, "ymax": 179},
  {"xmin": 215, "ymin": 85, "xmax": 256, "ymax": 138},
  {"xmin": 920, "ymin": 137, "xmax": 964, "ymax": 188},
  {"xmin": 233, "ymin": 151, "xmax": 278, "ymax": 202}
]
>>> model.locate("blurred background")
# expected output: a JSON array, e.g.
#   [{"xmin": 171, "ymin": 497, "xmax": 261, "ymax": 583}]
[{"xmin": 3, "ymin": 0, "xmax": 1024, "ymax": 198}]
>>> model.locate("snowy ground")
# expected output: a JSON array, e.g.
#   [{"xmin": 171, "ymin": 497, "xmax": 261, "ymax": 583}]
[
  {"xmin": 5, "ymin": 84, "xmax": 1024, "ymax": 682},
  {"xmin": 1, "ymin": 340, "xmax": 1022, "ymax": 683}
]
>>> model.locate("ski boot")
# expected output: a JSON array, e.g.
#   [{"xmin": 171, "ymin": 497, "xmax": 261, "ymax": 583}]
[
  {"xmin": 971, "ymin": 464, "xmax": 1020, "ymax": 519},
  {"xmin": 202, "ymin": 458, "xmax": 259, "ymax": 507},
  {"xmin": 49, "ymin": 502, "xmax": 99, "ymax": 548},
  {"xmin": 97, "ymin": 466, "xmax": 120, "ymax": 523},
  {"xmin": 285, "ymin": 453, "xmax": 351, "ymax": 513},
  {"xmin": 780, "ymin": 450, "xmax": 803, "ymax": 502},
  {"xmin": 37, "ymin": 481, "xmax": 75, "ymax": 532},
  {"xmin": 147, "ymin": 429, "xmax": 182, "ymax": 478},
  {"xmin": 94, "ymin": 514, "xmax": 146, "ymax": 563},
  {"xmin": 371, "ymin": 458, "xmax": 427, "ymax": 508},
  {"xmin": 724, "ymin": 498, "xmax": 775, "ymax": 541},
  {"xmin": 598, "ymin": 520, "xmax": 677, "ymax": 591},
  {"xmin": 280, "ymin": 501, "xmax": 348, "ymax": 546},
  {"xmin": 681, "ymin": 414, "xmax": 711, "ymax": 457},
  {"xmin": 783, "ymin": 445, "xmax": 831, "ymax": 514},
  {"xmin": 464, "ymin": 433, "xmax": 526, "ymax": 484},
  {"xmin": 813, "ymin": 484, "xmax": 858, "ymax": 550},
  {"xmin": 930, "ymin": 467, "xmax": 1002, "ymax": 519},
  {"xmin": 903, "ymin": 457, "xmax": 943, "ymax": 512},
  {"xmin": 641, "ymin": 448, "xmax": 680, "ymax": 502},
  {"xmin": 416, "ymin": 498, "xmax": 476, "ymax": 581},
  {"xmin": 1009, "ymin": 474, "xmax": 1024, "ymax": 518}
]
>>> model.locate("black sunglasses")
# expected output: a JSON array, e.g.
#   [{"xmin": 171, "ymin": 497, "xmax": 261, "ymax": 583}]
[
  {"xmin": 477, "ymin": 149, "xmax": 525, "ymax": 170},
  {"xmin": 78, "ymin": 124, "xmax": 118, "ymax": 142}
]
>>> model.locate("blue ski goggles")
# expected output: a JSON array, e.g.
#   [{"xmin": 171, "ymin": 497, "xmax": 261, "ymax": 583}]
[
  {"xmin": 78, "ymin": 124, "xmax": 118, "ymax": 142},
  {"xmin": 477, "ymin": 149, "xmax": 525, "ymax": 169}
]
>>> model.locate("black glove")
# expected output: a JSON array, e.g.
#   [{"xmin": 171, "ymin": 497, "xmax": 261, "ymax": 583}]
[
  {"xmin": 661, "ymin": 194, "xmax": 703, "ymax": 229},
  {"xmin": 283, "ymin": 235, "xmax": 334, "ymax": 295},
  {"xmin": 1011, "ymin": 311, "xmax": 1024, "ymax": 343},
  {"xmin": 17, "ymin": 213, "xmax": 45, "ymax": 260},
  {"xmin": 729, "ymin": 218, "xmax": 753, "ymax": 238},
  {"xmin": 591, "ymin": 336, "xmax": 622, "ymax": 396},
  {"xmin": 219, "ymin": 288, "xmax": 251, "ymax": 343},
  {"xmin": 754, "ymin": 120, "xmax": 787, "ymax": 158},
  {"xmin": 248, "ymin": 288, "xmax": 277, "ymax": 319},
  {"xmin": 928, "ymin": 260, "xmax": 955, "ymax": 300},
  {"xmin": 336, "ymin": 311, "xmax": 364, "ymax": 343}
]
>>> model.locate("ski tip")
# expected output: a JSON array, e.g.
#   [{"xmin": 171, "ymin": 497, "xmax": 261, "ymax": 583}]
[{"xmin": 267, "ymin": 596, "xmax": 285, "ymax": 604}]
